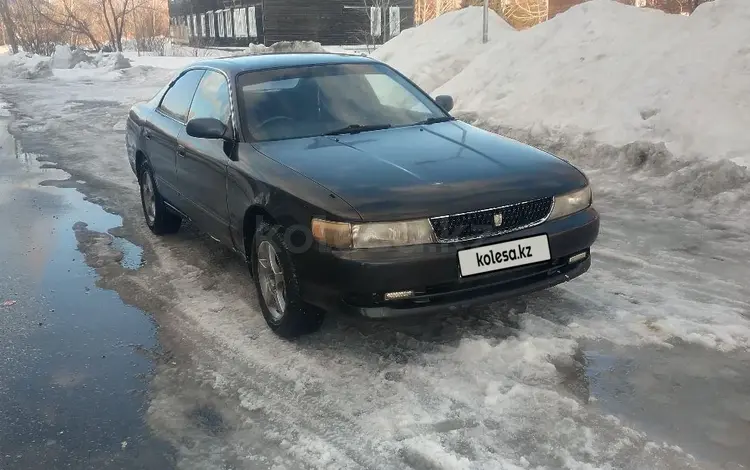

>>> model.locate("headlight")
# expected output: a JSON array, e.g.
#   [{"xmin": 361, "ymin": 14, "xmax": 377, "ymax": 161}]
[
  {"xmin": 549, "ymin": 185, "xmax": 592, "ymax": 220},
  {"xmin": 311, "ymin": 218, "xmax": 436, "ymax": 249}
]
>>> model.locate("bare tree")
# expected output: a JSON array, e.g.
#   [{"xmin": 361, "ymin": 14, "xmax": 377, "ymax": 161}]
[
  {"xmin": 0, "ymin": 0, "xmax": 19, "ymax": 53},
  {"xmin": 501, "ymin": 0, "xmax": 548, "ymax": 28},
  {"xmin": 100, "ymin": 0, "xmax": 132, "ymax": 51},
  {"xmin": 461, "ymin": 0, "xmax": 547, "ymax": 29},
  {"xmin": 32, "ymin": 0, "xmax": 102, "ymax": 50},
  {"xmin": 130, "ymin": 0, "xmax": 168, "ymax": 54},
  {"xmin": 417, "ymin": 0, "xmax": 461, "ymax": 23},
  {"xmin": 8, "ymin": 0, "xmax": 62, "ymax": 54}
]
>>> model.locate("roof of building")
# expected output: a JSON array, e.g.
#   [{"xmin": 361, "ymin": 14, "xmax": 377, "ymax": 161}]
[{"xmin": 187, "ymin": 52, "xmax": 380, "ymax": 75}]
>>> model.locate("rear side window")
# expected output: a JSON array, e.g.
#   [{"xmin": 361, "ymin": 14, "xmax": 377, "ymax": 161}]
[
  {"xmin": 158, "ymin": 69, "xmax": 205, "ymax": 122},
  {"xmin": 187, "ymin": 70, "xmax": 231, "ymax": 126}
]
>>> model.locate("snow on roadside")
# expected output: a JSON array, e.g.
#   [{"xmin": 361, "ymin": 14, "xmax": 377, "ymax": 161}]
[
  {"xmin": 0, "ymin": 53, "xmax": 53, "ymax": 79},
  {"xmin": 372, "ymin": 6, "xmax": 513, "ymax": 94},
  {"xmin": 427, "ymin": 0, "xmax": 750, "ymax": 168}
]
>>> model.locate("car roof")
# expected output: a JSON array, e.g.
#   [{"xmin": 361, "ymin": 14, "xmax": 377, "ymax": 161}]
[{"xmin": 185, "ymin": 52, "xmax": 381, "ymax": 77}]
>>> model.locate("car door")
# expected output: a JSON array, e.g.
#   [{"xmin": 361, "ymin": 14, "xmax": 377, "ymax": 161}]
[
  {"xmin": 145, "ymin": 68, "xmax": 205, "ymax": 209},
  {"xmin": 176, "ymin": 69, "xmax": 234, "ymax": 247}
]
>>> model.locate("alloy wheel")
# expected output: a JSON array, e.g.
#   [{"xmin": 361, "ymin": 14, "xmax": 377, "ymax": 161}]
[
  {"xmin": 257, "ymin": 240, "xmax": 287, "ymax": 321},
  {"xmin": 141, "ymin": 171, "xmax": 156, "ymax": 225}
]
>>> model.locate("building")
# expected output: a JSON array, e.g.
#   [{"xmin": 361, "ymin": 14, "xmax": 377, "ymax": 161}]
[
  {"xmin": 453, "ymin": 0, "xmax": 712, "ymax": 30},
  {"xmin": 550, "ymin": 0, "xmax": 711, "ymax": 18},
  {"xmin": 168, "ymin": 0, "xmax": 415, "ymax": 47}
]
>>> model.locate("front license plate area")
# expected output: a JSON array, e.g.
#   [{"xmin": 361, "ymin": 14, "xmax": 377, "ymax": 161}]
[{"xmin": 457, "ymin": 235, "xmax": 551, "ymax": 277}]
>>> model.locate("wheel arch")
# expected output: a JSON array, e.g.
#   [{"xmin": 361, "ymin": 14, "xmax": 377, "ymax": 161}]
[
  {"xmin": 242, "ymin": 205, "xmax": 275, "ymax": 266},
  {"xmin": 135, "ymin": 149, "xmax": 148, "ymax": 181},
  {"xmin": 241, "ymin": 205, "xmax": 302, "ymax": 269}
]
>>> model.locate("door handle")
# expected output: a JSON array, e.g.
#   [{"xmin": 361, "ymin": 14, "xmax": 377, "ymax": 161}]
[
  {"xmin": 176, "ymin": 145, "xmax": 186, "ymax": 157},
  {"xmin": 143, "ymin": 129, "xmax": 152, "ymax": 139}
]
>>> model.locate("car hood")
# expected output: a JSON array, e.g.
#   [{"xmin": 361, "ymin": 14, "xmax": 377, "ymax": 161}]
[{"xmin": 252, "ymin": 120, "xmax": 588, "ymax": 221}]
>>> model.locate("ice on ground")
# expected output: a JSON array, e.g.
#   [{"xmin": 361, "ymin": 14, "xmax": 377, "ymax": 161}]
[{"xmin": 372, "ymin": 6, "xmax": 513, "ymax": 94}]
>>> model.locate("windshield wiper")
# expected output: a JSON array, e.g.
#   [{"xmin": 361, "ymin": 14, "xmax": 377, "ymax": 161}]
[
  {"xmin": 415, "ymin": 116, "xmax": 455, "ymax": 126},
  {"xmin": 324, "ymin": 124, "xmax": 392, "ymax": 136}
]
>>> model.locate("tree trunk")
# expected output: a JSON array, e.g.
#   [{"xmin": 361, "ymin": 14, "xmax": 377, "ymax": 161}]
[
  {"xmin": 102, "ymin": 0, "xmax": 116, "ymax": 49},
  {"xmin": 0, "ymin": 0, "xmax": 18, "ymax": 53}
]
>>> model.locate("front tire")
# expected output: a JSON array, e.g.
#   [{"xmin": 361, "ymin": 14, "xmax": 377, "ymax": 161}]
[
  {"xmin": 251, "ymin": 221, "xmax": 324, "ymax": 338},
  {"xmin": 139, "ymin": 161, "xmax": 181, "ymax": 235}
]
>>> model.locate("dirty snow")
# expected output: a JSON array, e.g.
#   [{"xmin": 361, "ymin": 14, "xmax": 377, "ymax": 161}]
[
  {"xmin": 0, "ymin": 52, "xmax": 53, "ymax": 79},
  {"xmin": 51, "ymin": 44, "xmax": 93, "ymax": 69}
]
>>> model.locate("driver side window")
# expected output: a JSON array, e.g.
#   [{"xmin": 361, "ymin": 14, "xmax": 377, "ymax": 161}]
[{"xmin": 187, "ymin": 70, "xmax": 231, "ymax": 127}]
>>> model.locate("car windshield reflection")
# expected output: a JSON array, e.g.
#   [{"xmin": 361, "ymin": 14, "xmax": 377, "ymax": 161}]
[{"xmin": 236, "ymin": 63, "xmax": 450, "ymax": 142}]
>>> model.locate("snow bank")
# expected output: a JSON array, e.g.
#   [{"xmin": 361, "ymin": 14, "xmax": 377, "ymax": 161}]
[
  {"xmin": 0, "ymin": 52, "xmax": 53, "ymax": 79},
  {"xmin": 1, "ymin": 46, "xmax": 132, "ymax": 79},
  {"xmin": 52, "ymin": 45, "xmax": 92, "ymax": 69},
  {"xmin": 96, "ymin": 51, "xmax": 132, "ymax": 70},
  {"xmin": 372, "ymin": 6, "xmax": 513, "ymax": 93},
  {"xmin": 243, "ymin": 40, "xmax": 327, "ymax": 55},
  {"xmin": 424, "ymin": 0, "xmax": 750, "ymax": 170},
  {"xmin": 162, "ymin": 40, "xmax": 326, "ymax": 59}
]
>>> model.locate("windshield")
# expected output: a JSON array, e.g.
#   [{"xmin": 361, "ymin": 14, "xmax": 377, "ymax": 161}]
[{"xmin": 236, "ymin": 63, "xmax": 449, "ymax": 142}]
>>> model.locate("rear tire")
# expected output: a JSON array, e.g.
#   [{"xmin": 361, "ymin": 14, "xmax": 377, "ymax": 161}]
[
  {"xmin": 251, "ymin": 220, "xmax": 324, "ymax": 338},
  {"xmin": 139, "ymin": 161, "xmax": 181, "ymax": 235}
]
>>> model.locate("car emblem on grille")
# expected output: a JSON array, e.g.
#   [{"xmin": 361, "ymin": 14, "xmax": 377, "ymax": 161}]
[{"xmin": 493, "ymin": 213, "xmax": 503, "ymax": 227}]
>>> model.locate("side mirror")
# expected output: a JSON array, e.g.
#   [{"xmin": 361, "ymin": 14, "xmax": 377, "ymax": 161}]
[
  {"xmin": 186, "ymin": 117, "xmax": 231, "ymax": 140},
  {"xmin": 435, "ymin": 95, "xmax": 454, "ymax": 113}
]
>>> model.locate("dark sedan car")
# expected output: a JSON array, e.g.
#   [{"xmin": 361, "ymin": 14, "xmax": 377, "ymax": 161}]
[{"xmin": 125, "ymin": 52, "xmax": 599, "ymax": 337}]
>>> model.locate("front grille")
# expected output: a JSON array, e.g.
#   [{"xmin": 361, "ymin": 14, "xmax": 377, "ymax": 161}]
[{"xmin": 430, "ymin": 197, "xmax": 554, "ymax": 242}]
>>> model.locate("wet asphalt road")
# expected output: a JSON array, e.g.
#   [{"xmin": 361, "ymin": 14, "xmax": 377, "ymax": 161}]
[{"xmin": 0, "ymin": 111, "xmax": 175, "ymax": 469}]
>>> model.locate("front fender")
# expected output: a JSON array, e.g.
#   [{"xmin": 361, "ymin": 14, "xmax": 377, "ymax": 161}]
[{"xmin": 227, "ymin": 143, "xmax": 361, "ymax": 256}]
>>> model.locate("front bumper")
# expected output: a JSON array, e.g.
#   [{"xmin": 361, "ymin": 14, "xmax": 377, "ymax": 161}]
[{"xmin": 295, "ymin": 206, "xmax": 599, "ymax": 318}]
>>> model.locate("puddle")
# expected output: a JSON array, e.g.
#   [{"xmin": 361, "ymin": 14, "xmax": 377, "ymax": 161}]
[
  {"xmin": 2, "ymin": 126, "xmax": 143, "ymax": 271},
  {"xmin": 0, "ymin": 104, "xmax": 173, "ymax": 468}
]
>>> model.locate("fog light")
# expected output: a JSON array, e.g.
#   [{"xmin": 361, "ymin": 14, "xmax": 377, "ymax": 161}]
[
  {"xmin": 384, "ymin": 290, "xmax": 414, "ymax": 300},
  {"xmin": 568, "ymin": 251, "xmax": 588, "ymax": 264}
]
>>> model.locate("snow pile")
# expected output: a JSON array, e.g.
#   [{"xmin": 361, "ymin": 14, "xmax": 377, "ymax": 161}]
[
  {"xmin": 372, "ymin": 6, "xmax": 513, "ymax": 93},
  {"xmin": 242, "ymin": 40, "xmax": 327, "ymax": 55},
  {"xmin": 51, "ymin": 45, "xmax": 92, "ymax": 69},
  {"xmin": 93, "ymin": 51, "xmax": 132, "ymax": 70},
  {"xmin": 51, "ymin": 45, "xmax": 73, "ymax": 69},
  {"xmin": 424, "ymin": 0, "xmax": 750, "ymax": 169},
  {"xmin": 0, "ymin": 52, "xmax": 53, "ymax": 79}
]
